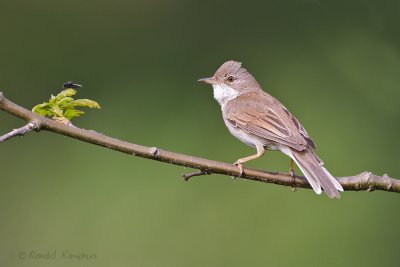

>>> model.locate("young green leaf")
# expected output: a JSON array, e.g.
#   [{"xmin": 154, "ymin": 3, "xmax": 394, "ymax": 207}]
[
  {"xmin": 55, "ymin": 89, "xmax": 77, "ymax": 100},
  {"xmin": 64, "ymin": 99, "xmax": 101, "ymax": 109},
  {"xmin": 57, "ymin": 97, "xmax": 74, "ymax": 108},
  {"xmin": 64, "ymin": 108, "xmax": 85, "ymax": 120},
  {"xmin": 31, "ymin": 84, "xmax": 101, "ymax": 124},
  {"xmin": 32, "ymin": 102, "xmax": 52, "ymax": 116}
]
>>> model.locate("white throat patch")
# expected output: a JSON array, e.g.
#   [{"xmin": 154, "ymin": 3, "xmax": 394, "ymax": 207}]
[{"xmin": 212, "ymin": 84, "xmax": 239, "ymax": 106}]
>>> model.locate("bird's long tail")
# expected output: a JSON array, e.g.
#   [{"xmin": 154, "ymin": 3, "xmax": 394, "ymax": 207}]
[{"xmin": 285, "ymin": 148, "xmax": 343, "ymax": 198}]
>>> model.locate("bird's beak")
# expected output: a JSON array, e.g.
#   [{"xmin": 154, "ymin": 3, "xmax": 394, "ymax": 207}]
[{"xmin": 198, "ymin": 77, "xmax": 215, "ymax": 84}]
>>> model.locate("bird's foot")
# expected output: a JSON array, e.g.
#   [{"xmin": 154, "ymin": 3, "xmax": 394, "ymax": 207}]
[
  {"xmin": 233, "ymin": 160, "xmax": 244, "ymax": 178},
  {"xmin": 289, "ymin": 159, "xmax": 297, "ymax": 192},
  {"xmin": 290, "ymin": 169, "xmax": 296, "ymax": 192}
]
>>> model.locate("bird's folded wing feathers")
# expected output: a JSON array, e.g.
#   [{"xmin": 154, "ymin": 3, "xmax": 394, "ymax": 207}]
[{"xmin": 226, "ymin": 106, "xmax": 309, "ymax": 151}]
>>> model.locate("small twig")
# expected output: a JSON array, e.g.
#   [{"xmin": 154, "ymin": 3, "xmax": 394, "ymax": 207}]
[
  {"xmin": 183, "ymin": 170, "xmax": 212, "ymax": 181},
  {"xmin": 0, "ymin": 122, "xmax": 37, "ymax": 142}
]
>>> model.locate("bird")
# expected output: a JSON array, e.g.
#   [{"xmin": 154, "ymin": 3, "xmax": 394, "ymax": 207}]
[{"xmin": 198, "ymin": 60, "xmax": 343, "ymax": 198}]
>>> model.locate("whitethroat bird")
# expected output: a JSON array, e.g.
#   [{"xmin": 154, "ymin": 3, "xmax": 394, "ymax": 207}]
[{"xmin": 198, "ymin": 60, "xmax": 343, "ymax": 198}]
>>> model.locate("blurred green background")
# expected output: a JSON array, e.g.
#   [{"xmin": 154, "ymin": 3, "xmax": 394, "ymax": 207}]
[{"xmin": 1, "ymin": 0, "xmax": 399, "ymax": 266}]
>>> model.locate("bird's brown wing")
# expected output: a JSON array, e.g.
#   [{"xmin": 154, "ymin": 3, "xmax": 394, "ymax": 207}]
[
  {"xmin": 225, "ymin": 93, "xmax": 314, "ymax": 151},
  {"xmin": 281, "ymin": 106, "xmax": 316, "ymax": 149}
]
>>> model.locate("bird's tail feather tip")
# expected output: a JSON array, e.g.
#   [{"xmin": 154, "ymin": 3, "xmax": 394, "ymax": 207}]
[
  {"xmin": 289, "ymin": 148, "xmax": 344, "ymax": 199},
  {"xmin": 326, "ymin": 190, "xmax": 341, "ymax": 199},
  {"xmin": 322, "ymin": 166, "xmax": 344, "ymax": 194}
]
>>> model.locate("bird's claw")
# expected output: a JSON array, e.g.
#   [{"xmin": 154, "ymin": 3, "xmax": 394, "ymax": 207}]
[
  {"xmin": 233, "ymin": 161, "xmax": 244, "ymax": 177},
  {"xmin": 290, "ymin": 169, "xmax": 296, "ymax": 192}
]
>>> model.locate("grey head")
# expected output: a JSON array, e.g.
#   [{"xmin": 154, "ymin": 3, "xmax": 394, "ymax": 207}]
[{"xmin": 198, "ymin": 60, "xmax": 261, "ymax": 93}]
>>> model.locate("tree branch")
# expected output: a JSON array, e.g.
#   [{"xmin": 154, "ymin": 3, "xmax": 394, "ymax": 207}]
[
  {"xmin": 0, "ymin": 121, "xmax": 38, "ymax": 142},
  {"xmin": 1, "ymin": 91, "xmax": 399, "ymax": 194}
]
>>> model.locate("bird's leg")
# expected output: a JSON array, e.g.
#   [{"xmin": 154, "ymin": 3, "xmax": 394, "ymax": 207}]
[
  {"xmin": 290, "ymin": 159, "xmax": 296, "ymax": 192},
  {"xmin": 234, "ymin": 144, "xmax": 265, "ymax": 177}
]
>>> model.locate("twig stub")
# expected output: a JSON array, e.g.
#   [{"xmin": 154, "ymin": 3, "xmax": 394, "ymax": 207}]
[{"xmin": 183, "ymin": 170, "xmax": 212, "ymax": 181}]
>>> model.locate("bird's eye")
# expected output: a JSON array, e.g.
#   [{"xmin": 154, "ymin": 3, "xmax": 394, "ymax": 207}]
[{"xmin": 227, "ymin": 75, "xmax": 235, "ymax": 82}]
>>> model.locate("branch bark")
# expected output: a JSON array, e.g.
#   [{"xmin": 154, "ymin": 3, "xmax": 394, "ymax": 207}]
[
  {"xmin": 1, "ymin": 91, "xmax": 399, "ymax": 194},
  {"xmin": 0, "ymin": 121, "xmax": 37, "ymax": 142}
]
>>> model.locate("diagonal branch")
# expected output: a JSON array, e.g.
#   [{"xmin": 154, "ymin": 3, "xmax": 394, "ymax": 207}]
[{"xmin": 0, "ymin": 91, "xmax": 399, "ymax": 194}]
